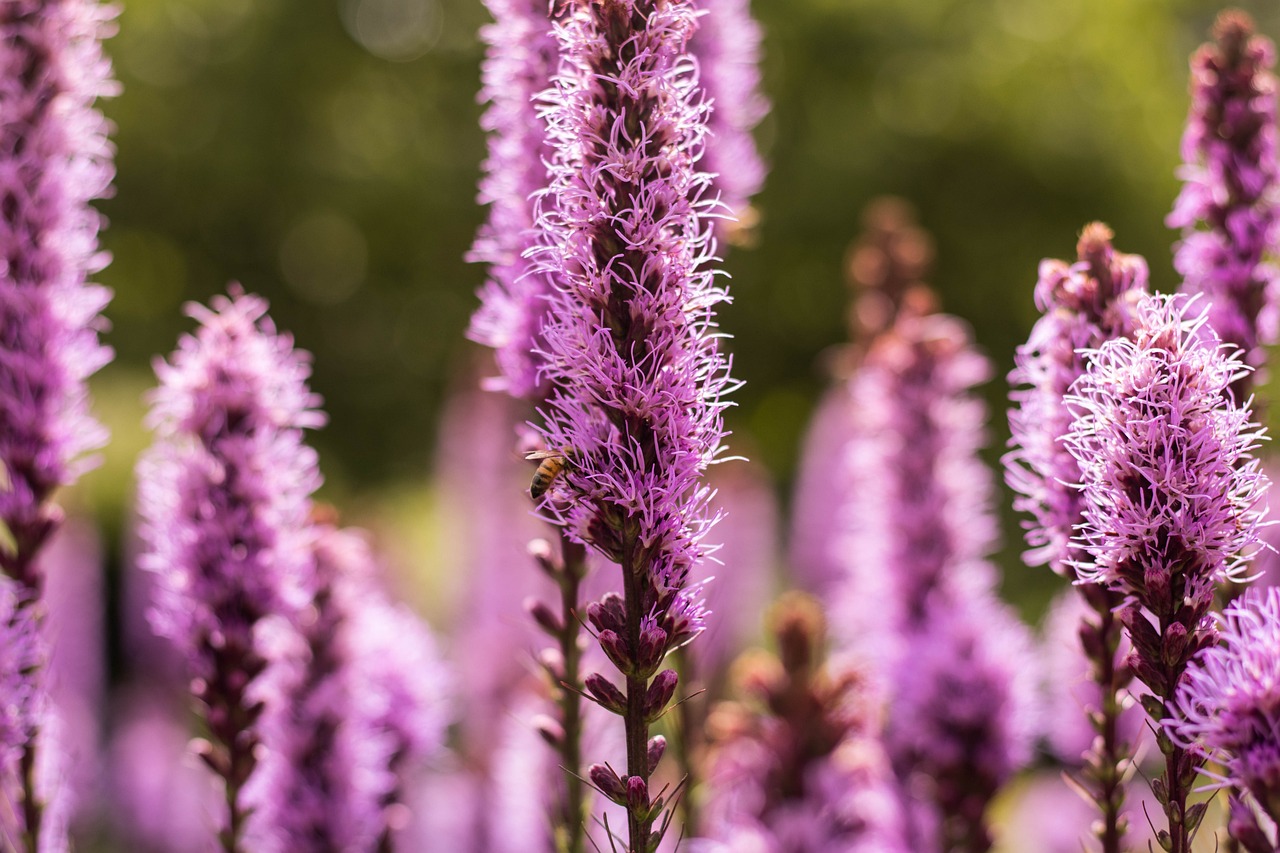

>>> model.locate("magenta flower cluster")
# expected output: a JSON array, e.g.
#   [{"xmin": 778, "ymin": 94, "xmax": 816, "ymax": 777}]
[
  {"xmin": 0, "ymin": 1, "xmax": 116, "ymax": 583},
  {"xmin": 1170, "ymin": 11, "xmax": 1280, "ymax": 393},
  {"xmin": 1169, "ymin": 586, "xmax": 1280, "ymax": 821},
  {"xmin": 1005, "ymin": 223, "xmax": 1149, "ymax": 576},
  {"xmin": 1064, "ymin": 293, "xmax": 1267, "ymax": 609}
]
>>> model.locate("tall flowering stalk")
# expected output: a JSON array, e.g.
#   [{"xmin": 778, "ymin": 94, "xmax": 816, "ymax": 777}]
[
  {"xmin": 837, "ymin": 307, "xmax": 1034, "ymax": 852},
  {"xmin": 1004, "ymin": 222, "xmax": 1148, "ymax": 853},
  {"xmin": 136, "ymin": 290, "xmax": 324, "ymax": 853},
  {"xmin": 1168, "ymin": 586, "xmax": 1280, "ymax": 852},
  {"xmin": 789, "ymin": 199, "xmax": 934, "ymax": 596},
  {"xmin": 1064, "ymin": 292, "xmax": 1269, "ymax": 853},
  {"xmin": 700, "ymin": 594, "xmax": 908, "ymax": 852},
  {"xmin": 1170, "ymin": 10, "xmax": 1279, "ymax": 404},
  {"xmin": 531, "ymin": 1, "xmax": 733, "ymax": 848},
  {"xmin": 0, "ymin": 1, "xmax": 116, "ymax": 843}
]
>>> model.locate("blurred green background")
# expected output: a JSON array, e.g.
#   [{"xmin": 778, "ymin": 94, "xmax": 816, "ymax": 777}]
[{"xmin": 82, "ymin": 0, "xmax": 1280, "ymax": 627}]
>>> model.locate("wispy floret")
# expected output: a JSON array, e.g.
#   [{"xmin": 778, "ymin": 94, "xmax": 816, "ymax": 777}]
[
  {"xmin": 0, "ymin": 580, "xmax": 38, "ymax": 791},
  {"xmin": 1065, "ymin": 293, "xmax": 1266, "ymax": 601},
  {"xmin": 1064, "ymin": 291, "xmax": 1269, "ymax": 853},
  {"xmin": 531, "ymin": 0, "xmax": 733, "ymax": 845},
  {"xmin": 1170, "ymin": 11, "xmax": 1280, "ymax": 401},
  {"xmin": 1169, "ymin": 586, "xmax": 1280, "ymax": 824},
  {"xmin": 136, "ymin": 289, "xmax": 324, "ymax": 850}
]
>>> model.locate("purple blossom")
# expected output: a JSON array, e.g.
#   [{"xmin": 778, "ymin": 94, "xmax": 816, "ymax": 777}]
[
  {"xmin": 788, "ymin": 388, "xmax": 856, "ymax": 596},
  {"xmin": 345, "ymin": 581, "xmax": 452, "ymax": 849},
  {"xmin": 834, "ymin": 310, "xmax": 997, "ymax": 656},
  {"xmin": 831, "ymin": 306, "xmax": 1036, "ymax": 850},
  {"xmin": 1064, "ymin": 291, "xmax": 1269, "ymax": 853},
  {"xmin": 136, "ymin": 289, "xmax": 324, "ymax": 850},
  {"xmin": 0, "ymin": 579, "xmax": 38, "ymax": 800},
  {"xmin": 1065, "ymin": 293, "xmax": 1266, "ymax": 603},
  {"xmin": 886, "ymin": 591, "xmax": 1036, "ymax": 853},
  {"xmin": 467, "ymin": 0, "xmax": 561, "ymax": 399},
  {"xmin": 0, "ymin": 0, "xmax": 116, "ymax": 589},
  {"xmin": 1005, "ymin": 223, "xmax": 1149, "ymax": 853},
  {"xmin": 531, "ymin": 0, "xmax": 732, "ymax": 845},
  {"xmin": 1169, "ymin": 11, "xmax": 1280, "ymax": 400},
  {"xmin": 699, "ymin": 595, "xmax": 908, "ymax": 853},
  {"xmin": 688, "ymin": 0, "xmax": 768, "ymax": 243},
  {"xmin": 1005, "ymin": 223, "xmax": 1149, "ymax": 576},
  {"xmin": 1169, "ymin": 586, "xmax": 1280, "ymax": 824}
]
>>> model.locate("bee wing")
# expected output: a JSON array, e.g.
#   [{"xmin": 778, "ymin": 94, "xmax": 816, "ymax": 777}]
[{"xmin": 524, "ymin": 450, "xmax": 565, "ymax": 461}]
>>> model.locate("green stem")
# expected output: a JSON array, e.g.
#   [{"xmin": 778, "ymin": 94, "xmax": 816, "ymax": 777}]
[{"xmin": 556, "ymin": 534, "xmax": 588, "ymax": 853}]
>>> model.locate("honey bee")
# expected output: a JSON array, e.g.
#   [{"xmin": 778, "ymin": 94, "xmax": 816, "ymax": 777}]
[{"xmin": 526, "ymin": 450, "xmax": 570, "ymax": 500}]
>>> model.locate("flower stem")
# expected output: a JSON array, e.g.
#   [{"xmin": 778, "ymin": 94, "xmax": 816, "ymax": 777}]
[
  {"xmin": 1079, "ymin": 583, "xmax": 1130, "ymax": 853},
  {"xmin": 556, "ymin": 533, "xmax": 588, "ymax": 853},
  {"xmin": 623, "ymin": 543, "xmax": 653, "ymax": 853}
]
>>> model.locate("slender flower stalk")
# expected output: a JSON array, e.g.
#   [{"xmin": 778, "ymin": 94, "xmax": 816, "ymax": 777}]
[
  {"xmin": 1004, "ymin": 223, "xmax": 1149, "ymax": 853},
  {"xmin": 1064, "ymin": 292, "xmax": 1269, "ymax": 853},
  {"xmin": 836, "ymin": 306, "xmax": 1035, "ymax": 852},
  {"xmin": 700, "ymin": 594, "xmax": 908, "ymax": 852},
  {"xmin": 136, "ymin": 290, "xmax": 324, "ymax": 853},
  {"xmin": 1170, "ymin": 10, "xmax": 1280, "ymax": 404},
  {"xmin": 1167, "ymin": 586, "xmax": 1280, "ymax": 849},
  {"xmin": 0, "ymin": 2, "xmax": 116, "ymax": 843},
  {"xmin": 789, "ymin": 199, "xmax": 935, "ymax": 597},
  {"xmin": 531, "ymin": 1, "xmax": 733, "ymax": 848}
]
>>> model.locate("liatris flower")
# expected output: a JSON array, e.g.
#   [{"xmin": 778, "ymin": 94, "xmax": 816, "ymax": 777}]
[
  {"xmin": 0, "ymin": 580, "xmax": 39, "ymax": 814},
  {"xmin": 699, "ymin": 594, "xmax": 908, "ymax": 853},
  {"xmin": 1169, "ymin": 586, "xmax": 1280, "ymax": 827},
  {"xmin": 834, "ymin": 306, "xmax": 1035, "ymax": 851},
  {"xmin": 467, "ymin": 0, "xmax": 562, "ymax": 400},
  {"xmin": 887, "ymin": 591, "xmax": 1036, "ymax": 853},
  {"xmin": 790, "ymin": 199, "xmax": 935, "ymax": 597},
  {"xmin": 531, "ymin": 0, "xmax": 733, "ymax": 848},
  {"xmin": 1065, "ymin": 292, "xmax": 1269, "ymax": 853},
  {"xmin": 1169, "ymin": 10, "xmax": 1280, "ymax": 403},
  {"xmin": 687, "ymin": 0, "xmax": 768, "ymax": 244},
  {"xmin": 0, "ymin": 3, "xmax": 116, "ymax": 841},
  {"xmin": 136, "ymin": 289, "xmax": 324, "ymax": 852},
  {"xmin": 835, "ymin": 311, "xmax": 997, "ymax": 653},
  {"xmin": 1006, "ymin": 223, "xmax": 1149, "ymax": 577},
  {"xmin": 346, "ymin": 585, "xmax": 452, "ymax": 851},
  {"xmin": 1004, "ymin": 223, "xmax": 1148, "ymax": 853},
  {"xmin": 0, "ymin": 0, "xmax": 116, "ymax": 588}
]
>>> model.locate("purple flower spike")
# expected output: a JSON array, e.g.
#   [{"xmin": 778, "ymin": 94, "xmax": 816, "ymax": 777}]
[
  {"xmin": 136, "ymin": 288, "xmax": 324, "ymax": 852},
  {"xmin": 1005, "ymin": 223, "xmax": 1149, "ymax": 853},
  {"xmin": 688, "ymin": 0, "xmax": 769, "ymax": 244},
  {"xmin": 1169, "ymin": 586, "xmax": 1280, "ymax": 827},
  {"xmin": 1170, "ymin": 11, "xmax": 1280, "ymax": 402},
  {"xmin": 1064, "ymin": 291, "xmax": 1269, "ymax": 853},
  {"xmin": 700, "ymin": 595, "xmax": 909, "ymax": 853},
  {"xmin": 0, "ymin": 0, "xmax": 117, "ymax": 589},
  {"xmin": 887, "ymin": 591, "xmax": 1036, "ymax": 853},
  {"xmin": 467, "ymin": 0, "xmax": 562, "ymax": 399},
  {"xmin": 0, "ymin": 5, "xmax": 116, "ymax": 838},
  {"xmin": 1006, "ymin": 222, "xmax": 1149, "ymax": 577},
  {"xmin": 531, "ymin": 0, "xmax": 733, "ymax": 846},
  {"xmin": 0, "ymin": 580, "xmax": 38, "ymax": 792}
]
